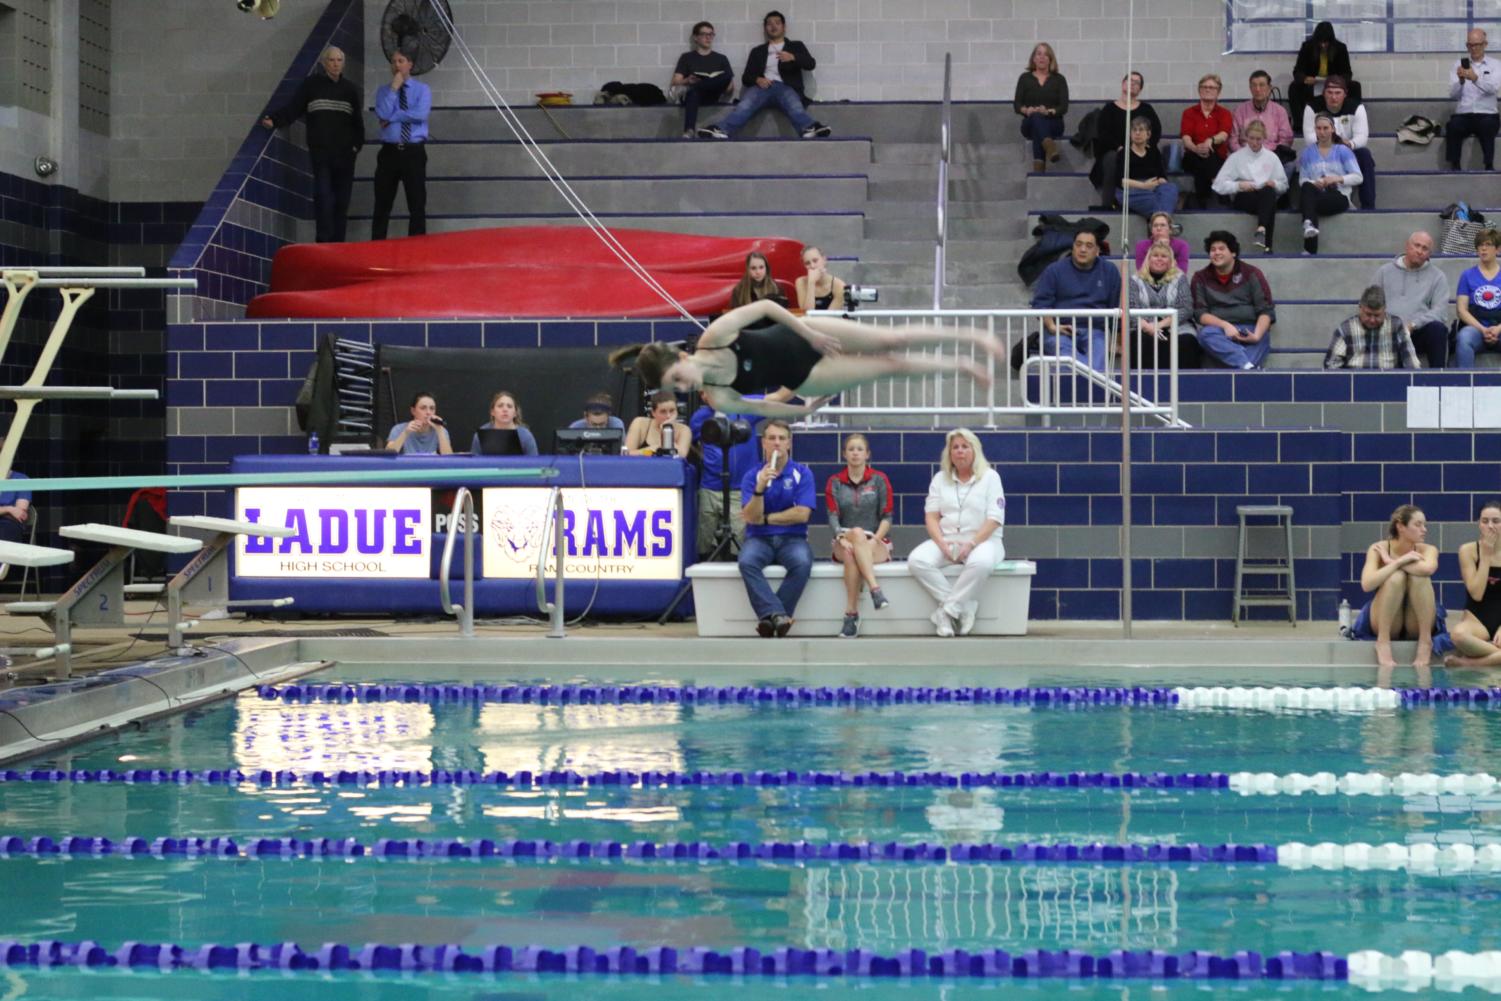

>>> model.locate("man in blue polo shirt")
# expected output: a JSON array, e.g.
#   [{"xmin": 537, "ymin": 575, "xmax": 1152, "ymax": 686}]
[{"xmin": 738, "ymin": 419, "xmax": 814, "ymax": 637}]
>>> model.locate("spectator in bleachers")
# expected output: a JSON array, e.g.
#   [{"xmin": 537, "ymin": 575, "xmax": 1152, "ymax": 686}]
[
  {"xmin": 794, "ymin": 246, "xmax": 846, "ymax": 311},
  {"xmin": 1375, "ymin": 231, "xmax": 1451, "ymax": 369},
  {"xmin": 1447, "ymin": 29, "xmax": 1499, "ymax": 172},
  {"xmin": 1297, "ymin": 114, "xmax": 1362, "ymax": 255},
  {"xmin": 730, "ymin": 251, "xmax": 789, "ymax": 310},
  {"xmin": 1357, "ymin": 504, "xmax": 1439, "ymax": 673},
  {"xmin": 470, "ymin": 390, "xmax": 539, "ymax": 455},
  {"xmin": 1446, "ymin": 499, "xmax": 1501, "ymax": 668},
  {"xmin": 1031, "ymin": 228, "xmax": 1121, "ymax": 373},
  {"xmin": 1190, "ymin": 230, "xmax": 1275, "ymax": 370},
  {"xmin": 1128, "ymin": 239, "xmax": 1202, "ymax": 369},
  {"xmin": 1290, "ymin": 21, "xmax": 1358, "ymax": 125},
  {"xmin": 1229, "ymin": 70, "xmax": 1297, "ymax": 169},
  {"xmin": 260, "ymin": 46, "xmax": 363, "ymax": 243},
  {"xmin": 471, "ymin": 390, "xmax": 543, "ymax": 456},
  {"xmin": 1454, "ymin": 227, "xmax": 1501, "ymax": 367},
  {"xmin": 387, "ymin": 391, "xmax": 453, "ymax": 454},
  {"xmin": 672, "ymin": 21, "xmax": 733, "ymax": 139},
  {"xmin": 826, "ymin": 433, "xmax": 894, "ymax": 638},
  {"xmin": 1114, "ymin": 116, "xmax": 1179, "ymax": 218},
  {"xmin": 696, "ymin": 11, "xmax": 830, "ymax": 140},
  {"xmin": 625, "ymin": 389, "xmax": 691, "ymax": 458},
  {"xmin": 909, "ymin": 428, "xmax": 1005, "ymax": 638},
  {"xmin": 1323, "ymin": 285, "xmax": 1422, "ymax": 369},
  {"xmin": 370, "ymin": 48, "xmax": 429, "ymax": 240},
  {"xmin": 568, "ymin": 392, "xmax": 626, "ymax": 430},
  {"xmin": 1212, "ymin": 120, "xmax": 1288, "ymax": 253},
  {"xmin": 739, "ymin": 419, "xmax": 815, "ymax": 637},
  {"xmin": 1179, "ymin": 74, "xmax": 1233, "ymax": 209},
  {"xmin": 1013, "ymin": 43, "xmax": 1068, "ymax": 173},
  {"xmin": 1303, "ymin": 76, "xmax": 1376, "ymax": 209},
  {"xmin": 1133, "ymin": 211, "xmax": 1190, "ymax": 273},
  {"xmin": 1090, "ymin": 71, "xmax": 1160, "ymax": 209}
]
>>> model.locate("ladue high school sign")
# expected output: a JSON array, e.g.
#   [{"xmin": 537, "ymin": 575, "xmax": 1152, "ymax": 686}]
[{"xmin": 234, "ymin": 486, "xmax": 682, "ymax": 580}]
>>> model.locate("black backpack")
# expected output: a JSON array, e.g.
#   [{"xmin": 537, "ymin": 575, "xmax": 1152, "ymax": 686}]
[{"xmin": 600, "ymin": 81, "xmax": 668, "ymax": 106}]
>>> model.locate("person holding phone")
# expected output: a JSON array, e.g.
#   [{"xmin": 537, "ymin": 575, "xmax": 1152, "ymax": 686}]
[
  {"xmin": 387, "ymin": 391, "xmax": 452, "ymax": 454},
  {"xmin": 671, "ymin": 21, "xmax": 733, "ymax": 139},
  {"xmin": 1447, "ymin": 29, "xmax": 1499, "ymax": 172},
  {"xmin": 737, "ymin": 420, "xmax": 815, "ymax": 637}
]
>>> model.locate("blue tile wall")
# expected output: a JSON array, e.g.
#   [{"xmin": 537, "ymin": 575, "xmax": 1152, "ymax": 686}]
[{"xmin": 161, "ymin": 315, "xmax": 1501, "ymax": 622}]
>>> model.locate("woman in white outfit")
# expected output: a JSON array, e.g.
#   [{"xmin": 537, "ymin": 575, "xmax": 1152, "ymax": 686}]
[{"xmin": 908, "ymin": 428, "xmax": 1006, "ymax": 636}]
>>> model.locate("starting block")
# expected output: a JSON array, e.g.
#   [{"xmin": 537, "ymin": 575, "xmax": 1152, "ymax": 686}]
[
  {"xmin": 166, "ymin": 516, "xmax": 296, "ymax": 647},
  {"xmin": 3, "ymin": 523, "xmax": 202, "ymax": 677}
]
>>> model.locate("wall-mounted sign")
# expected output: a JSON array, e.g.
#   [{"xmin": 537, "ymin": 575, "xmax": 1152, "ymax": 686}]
[
  {"xmin": 235, "ymin": 487, "xmax": 432, "ymax": 578},
  {"xmin": 480, "ymin": 487, "xmax": 681, "ymax": 580}
]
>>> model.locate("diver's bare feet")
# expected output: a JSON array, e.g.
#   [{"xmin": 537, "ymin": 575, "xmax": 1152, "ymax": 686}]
[
  {"xmin": 1413, "ymin": 638, "xmax": 1432, "ymax": 670},
  {"xmin": 1374, "ymin": 639, "xmax": 1396, "ymax": 669}
]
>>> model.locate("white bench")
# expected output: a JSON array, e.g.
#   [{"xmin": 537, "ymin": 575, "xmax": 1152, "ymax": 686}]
[{"xmin": 686, "ymin": 559, "xmax": 1036, "ymax": 638}]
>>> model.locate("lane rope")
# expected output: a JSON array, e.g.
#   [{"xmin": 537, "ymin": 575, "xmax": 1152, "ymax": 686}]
[
  {"xmin": 0, "ymin": 937, "xmax": 1351, "ymax": 981},
  {"xmin": 253, "ymin": 683, "xmax": 1501, "ymax": 710},
  {"xmin": 9, "ymin": 766, "xmax": 1501, "ymax": 798},
  {"xmin": 7, "ymin": 834, "xmax": 1501, "ymax": 871}
]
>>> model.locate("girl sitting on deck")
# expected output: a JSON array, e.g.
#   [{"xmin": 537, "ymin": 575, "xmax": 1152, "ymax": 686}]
[
  {"xmin": 1445, "ymin": 500, "xmax": 1501, "ymax": 671},
  {"xmin": 1353, "ymin": 504, "xmax": 1447, "ymax": 685}
]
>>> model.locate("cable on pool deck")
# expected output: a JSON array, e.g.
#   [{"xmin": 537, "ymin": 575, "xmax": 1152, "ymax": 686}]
[{"xmin": 0, "ymin": 937, "xmax": 1354, "ymax": 982}]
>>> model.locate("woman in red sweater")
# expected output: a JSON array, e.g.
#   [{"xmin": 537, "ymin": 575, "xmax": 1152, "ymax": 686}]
[{"xmin": 1179, "ymin": 73, "xmax": 1233, "ymax": 209}]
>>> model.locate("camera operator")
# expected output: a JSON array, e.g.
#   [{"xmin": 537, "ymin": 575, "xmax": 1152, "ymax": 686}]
[{"xmin": 625, "ymin": 389, "xmax": 691, "ymax": 458}]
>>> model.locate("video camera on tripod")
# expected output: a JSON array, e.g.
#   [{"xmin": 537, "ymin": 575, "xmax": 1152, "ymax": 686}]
[{"xmin": 697, "ymin": 413, "xmax": 753, "ymax": 560}]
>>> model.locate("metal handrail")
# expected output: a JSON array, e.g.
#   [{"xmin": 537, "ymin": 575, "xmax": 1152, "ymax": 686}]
[
  {"xmin": 933, "ymin": 52, "xmax": 952, "ymax": 310},
  {"xmin": 533, "ymin": 486, "xmax": 566, "ymax": 638},
  {"xmin": 439, "ymin": 487, "xmax": 475, "ymax": 637}
]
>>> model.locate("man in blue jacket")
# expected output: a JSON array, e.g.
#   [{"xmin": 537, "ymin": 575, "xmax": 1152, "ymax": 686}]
[
  {"xmin": 738, "ymin": 420, "xmax": 815, "ymax": 637},
  {"xmin": 697, "ymin": 11, "xmax": 831, "ymax": 139},
  {"xmin": 1030, "ymin": 229, "xmax": 1122, "ymax": 372}
]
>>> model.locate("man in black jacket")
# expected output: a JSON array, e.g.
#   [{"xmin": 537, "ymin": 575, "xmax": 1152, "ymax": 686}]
[
  {"xmin": 261, "ymin": 46, "xmax": 364, "ymax": 242},
  {"xmin": 697, "ymin": 11, "xmax": 831, "ymax": 139}
]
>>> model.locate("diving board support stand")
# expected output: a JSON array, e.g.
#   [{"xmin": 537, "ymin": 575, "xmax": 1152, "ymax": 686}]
[
  {"xmin": 166, "ymin": 516, "xmax": 297, "ymax": 648},
  {"xmin": 4, "ymin": 524, "xmax": 202, "ymax": 678},
  {"xmin": 0, "ymin": 270, "xmax": 195, "ymax": 482}
]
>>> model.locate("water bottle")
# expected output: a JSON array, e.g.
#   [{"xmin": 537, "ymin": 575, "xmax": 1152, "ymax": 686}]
[
  {"xmin": 662, "ymin": 423, "xmax": 675, "ymax": 455},
  {"xmin": 307, "ymin": 432, "xmax": 319, "ymax": 455},
  {"xmin": 1338, "ymin": 598, "xmax": 1351, "ymax": 637}
]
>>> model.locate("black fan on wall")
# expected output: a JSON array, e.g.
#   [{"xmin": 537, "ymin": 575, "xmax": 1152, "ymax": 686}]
[{"xmin": 381, "ymin": 0, "xmax": 453, "ymax": 75}]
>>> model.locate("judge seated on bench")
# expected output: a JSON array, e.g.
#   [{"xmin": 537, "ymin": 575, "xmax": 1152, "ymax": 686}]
[{"xmin": 0, "ymin": 470, "xmax": 31, "ymax": 578}]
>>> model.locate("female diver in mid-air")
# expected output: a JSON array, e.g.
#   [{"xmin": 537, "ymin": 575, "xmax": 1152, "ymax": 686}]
[{"xmin": 609, "ymin": 299, "xmax": 1002, "ymax": 417}]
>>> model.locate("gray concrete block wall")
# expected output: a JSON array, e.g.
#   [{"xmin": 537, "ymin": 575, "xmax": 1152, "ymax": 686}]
[
  {"xmin": 108, "ymin": 0, "xmax": 326, "ymax": 203},
  {"xmin": 379, "ymin": 0, "xmax": 1474, "ymax": 106}
]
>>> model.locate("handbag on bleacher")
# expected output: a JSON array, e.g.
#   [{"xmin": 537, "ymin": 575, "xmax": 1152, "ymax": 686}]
[{"xmin": 1440, "ymin": 202, "xmax": 1488, "ymax": 256}]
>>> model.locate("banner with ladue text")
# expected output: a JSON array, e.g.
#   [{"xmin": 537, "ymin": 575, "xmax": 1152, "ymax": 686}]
[{"xmin": 235, "ymin": 487, "xmax": 433, "ymax": 578}]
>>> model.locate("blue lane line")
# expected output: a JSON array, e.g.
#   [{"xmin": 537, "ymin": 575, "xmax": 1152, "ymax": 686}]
[
  {"xmin": 0, "ymin": 766, "xmax": 1233, "ymax": 789},
  {"xmin": 0, "ymin": 833, "xmax": 1276, "ymax": 864},
  {"xmin": 0, "ymin": 938, "xmax": 1349, "ymax": 980}
]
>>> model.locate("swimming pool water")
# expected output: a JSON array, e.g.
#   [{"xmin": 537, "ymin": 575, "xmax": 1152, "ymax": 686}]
[{"xmin": 3, "ymin": 664, "xmax": 1499, "ymax": 999}]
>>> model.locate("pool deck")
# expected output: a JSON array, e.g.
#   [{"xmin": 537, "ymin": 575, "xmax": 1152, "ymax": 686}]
[{"xmin": 0, "ymin": 603, "xmax": 1461, "ymax": 765}]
